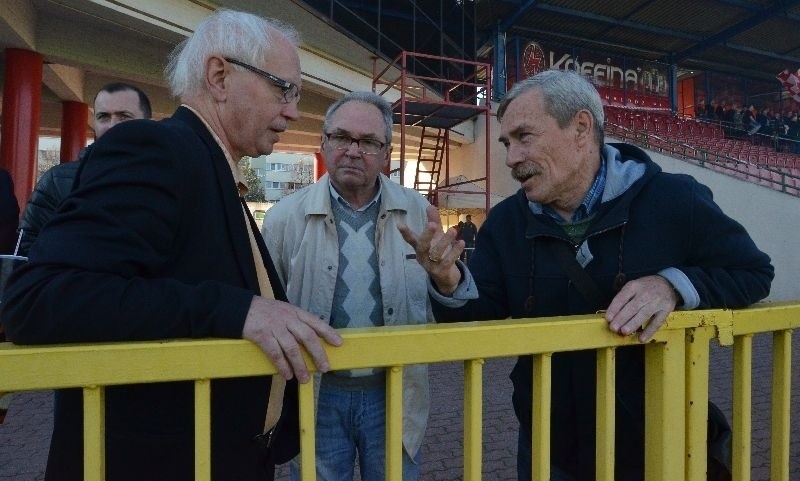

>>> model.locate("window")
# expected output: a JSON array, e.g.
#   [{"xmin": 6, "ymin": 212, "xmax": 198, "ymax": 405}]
[{"xmin": 265, "ymin": 181, "xmax": 289, "ymax": 189}]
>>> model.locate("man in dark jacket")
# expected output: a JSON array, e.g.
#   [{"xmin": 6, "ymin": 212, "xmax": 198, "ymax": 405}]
[
  {"xmin": 0, "ymin": 168, "xmax": 18, "ymax": 254},
  {"xmin": 16, "ymin": 82, "xmax": 152, "ymax": 255},
  {"xmin": 401, "ymin": 70, "xmax": 773, "ymax": 481},
  {"xmin": 459, "ymin": 214, "xmax": 477, "ymax": 262},
  {"xmin": 1, "ymin": 10, "xmax": 341, "ymax": 481}
]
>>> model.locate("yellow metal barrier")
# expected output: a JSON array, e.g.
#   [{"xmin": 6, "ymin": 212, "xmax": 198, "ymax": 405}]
[{"xmin": 0, "ymin": 302, "xmax": 797, "ymax": 481}]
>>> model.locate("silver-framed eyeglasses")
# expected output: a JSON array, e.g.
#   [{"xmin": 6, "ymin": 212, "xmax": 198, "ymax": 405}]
[
  {"xmin": 324, "ymin": 133, "xmax": 387, "ymax": 155},
  {"xmin": 225, "ymin": 57, "xmax": 300, "ymax": 104}
]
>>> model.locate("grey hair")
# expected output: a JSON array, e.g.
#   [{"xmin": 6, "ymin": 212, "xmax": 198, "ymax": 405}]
[
  {"xmin": 165, "ymin": 9, "xmax": 300, "ymax": 99},
  {"xmin": 323, "ymin": 91, "xmax": 394, "ymax": 144},
  {"xmin": 497, "ymin": 69, "xmax": 605, "ymax": 149}
]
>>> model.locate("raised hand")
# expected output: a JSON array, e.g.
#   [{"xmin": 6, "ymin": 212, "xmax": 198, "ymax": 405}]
[{"xmin": 397, "ymin": 205, "xmax": 464, "ymax": 295}]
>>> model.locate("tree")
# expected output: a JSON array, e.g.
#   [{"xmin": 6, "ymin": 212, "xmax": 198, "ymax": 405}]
[
  {"xmin": 240, "ymin": 157, "xmax": 265, "ymax": 202},
  {"xmin": 281, "ymin": 156, "xmax": 314, "ymax": 196},
  {"xmin": 37, "ymin": 148, "xmax": 60, "ymax": 180}
]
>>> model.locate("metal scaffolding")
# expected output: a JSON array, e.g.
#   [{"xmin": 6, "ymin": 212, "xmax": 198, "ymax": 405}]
[{"xmin": 372, "ymin": 51, "xmax": 493, "ymax": 212}]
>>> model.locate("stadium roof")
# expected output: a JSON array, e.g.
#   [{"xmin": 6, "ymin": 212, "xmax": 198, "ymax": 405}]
[
  {"xmin": 298, "ymin": 0, "xmax": 800, "ymax": 85},
  {"xmin": 475, "ymin": 0, "xmax": 800, "ymax": 83}
]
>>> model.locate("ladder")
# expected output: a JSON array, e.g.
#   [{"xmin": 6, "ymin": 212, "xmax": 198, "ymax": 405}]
[{"xmin": 413, "ymin": 126, "xmax": 446, "ymax": 202}]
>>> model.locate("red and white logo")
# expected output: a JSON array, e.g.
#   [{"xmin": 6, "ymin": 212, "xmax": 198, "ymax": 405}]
[{"xmin": 522, "ymin": 42, "xmax": 546, "ymax": 78}]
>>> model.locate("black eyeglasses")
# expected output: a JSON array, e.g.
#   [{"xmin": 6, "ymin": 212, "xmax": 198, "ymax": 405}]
[
  {"xmin": 324, "ymin": 133, "xmax": 387, "ymax": 155},
  {"xmin": 225, "ymin": 58, "xmax": 300, "ymax": 104}
]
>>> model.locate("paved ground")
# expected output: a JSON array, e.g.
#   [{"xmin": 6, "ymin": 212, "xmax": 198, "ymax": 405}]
[{"xmin": 2, "ymin": 333, "xmax": 798, "ymax": 481}]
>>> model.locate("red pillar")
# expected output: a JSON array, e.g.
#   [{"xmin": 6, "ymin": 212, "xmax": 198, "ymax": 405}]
[
  {"xmin": 314, "ymin": 152, "xmax": 327, "ymax": 181},
  {"xmin": 0, "ymin": 49, "xmax": 43, "ymax": 208},
  {"xmin": 60, "ymin": 101, "xmax": 89, "ymax": 163}
]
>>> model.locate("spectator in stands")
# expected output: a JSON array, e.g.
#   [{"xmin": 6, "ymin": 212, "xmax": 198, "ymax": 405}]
[
  {"xmin": 722, "ymin": 103, "xmax": 734, "ymax": 123},
  {"xmin": 695, "ymin": 101, "xmax": 705, "ymax": 119},
  {"xmin": 774, "ymin": 111, "xmax": 788, "ymax": 151},
  {"xmin": 262, "ymin": 91, "xmax": 476, "ymax": 481},
  {"xmin": 787, "ymin": 112, "xmax": 800, "ymax": 153},
  {"xmin": 745, "ymin": 105, "xmax": 760, "ymax": 135},
  {"xmin": 732, "ymin": 104, "xmax": 744, "ymax": 133},
  {"xmin": 400, "ymin": 69, "xmax": 774, "ymax": 481},
  {"xmin": 722, "ymin": 103, "xmax": 738, "ymax": 138},
  {"xmin": 715, "ymin": 101, "xmax": 725, "ymax": 122},
  {"xmin": 16, "ymin": 82, "xmax": 152, "ymax": 256},
  {"xmin": 0, "ymin": 168, "xmax": 18, "ymax": 254},
  {"xmin": 755, "ymin": 107, "xmax": 772, "ymax": 145},
  {"xmin": 1, "ymin": 9, "xmax": 342, "ymax": 481}
]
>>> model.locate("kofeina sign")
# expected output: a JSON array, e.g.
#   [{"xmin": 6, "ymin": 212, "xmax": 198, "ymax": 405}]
[
  {"xmin": 549, "ymin": 53, "xmax": 638, "ymax": 86},
  {"xmin": 518, "ymin": 40, "xmax": 668, "ymax": 94}
]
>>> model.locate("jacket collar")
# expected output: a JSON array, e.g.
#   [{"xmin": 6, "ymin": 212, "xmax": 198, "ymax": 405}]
[
  {"xmin": 600, "ymin": 143, "xmax": 656, "ymax": 204},
  {"xmin": 520, "ymin": 142, "xmax": 659, "ymax": 239},
  {"xmin": 304, "ymin": 173, "xmax": 408, "ymax": 216},
  {"xmin": 170, "ymin": 106, "xmax": 262, "ymax": 293}
]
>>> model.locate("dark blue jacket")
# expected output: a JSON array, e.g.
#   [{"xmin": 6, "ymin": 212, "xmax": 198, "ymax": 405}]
[
  {"xmin": 0, "ymin": 168, "xmax": 18, "ymax": 254},
  {"xmin": 2, "ymin": 108, "xmax": 297, "ymax": 481},
  {"xmin": 17, "ymin": 149, "xmax": 87, "ymax": 256},
  {"xmin": 434, "ymin": 143, "xmax": 773, "ymax": 480}
]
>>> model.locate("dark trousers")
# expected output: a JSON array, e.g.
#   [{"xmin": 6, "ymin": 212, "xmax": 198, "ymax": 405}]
[{"xmin": 516, "ymin": 424, "xmax": 577, "ymax": 481}]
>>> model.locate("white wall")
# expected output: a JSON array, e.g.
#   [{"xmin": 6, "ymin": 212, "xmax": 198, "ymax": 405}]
[{"xmin": 638, "ymin": 143, "xmax": 800, "ymax": 302}]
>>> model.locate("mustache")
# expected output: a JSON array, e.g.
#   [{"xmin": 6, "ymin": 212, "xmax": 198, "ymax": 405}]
[{"xmin": 511, "ymin": 162, "xmax": 541, "ymax": 182}]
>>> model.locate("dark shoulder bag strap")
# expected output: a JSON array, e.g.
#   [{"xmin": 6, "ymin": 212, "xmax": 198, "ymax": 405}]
[{"xmin": 551, "ymin": 240, "xmax": 606, "ymax": 309}]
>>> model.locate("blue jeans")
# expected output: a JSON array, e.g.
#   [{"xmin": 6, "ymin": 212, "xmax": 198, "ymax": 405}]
[{"xmin": 290, "ymin": 379, "xmax": 420, "ymax": 481}]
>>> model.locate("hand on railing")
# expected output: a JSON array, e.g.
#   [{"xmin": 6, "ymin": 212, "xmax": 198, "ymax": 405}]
[
  {"xmin": 605, "ymin": 275, "xmax": 681, "ymax": 342},
  {"xmin": 242, "ymin": 297, "xmax": 343, "ymax": 383}
]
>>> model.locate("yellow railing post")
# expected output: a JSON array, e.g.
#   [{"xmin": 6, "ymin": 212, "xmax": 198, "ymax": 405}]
[
  {"xmin": 644, "ymin": 330, "xmax": 685, "ymax": 481},
  {"xmin": 732, "ymin": 334, "xmax": 753, "ymax": 481},
  {"xmin": 83, "ymin": 385, "xmax": 105, "ymax": 481},
  {"xmin": 769, "ymin": 329, "xmax": 792, "ymax": 481},
  {"xmin": 463, "ymin": 359, "xmax": 484, "ymax": 481},
  {"xmin": 299, "ymin": 378, "xmax": 317, "ymax": 481},
  {"xmin": 685, "ymin": 326, "xmax": 713, "ymax": 481},
  {"xmin": 386, "ymin": 366, "xmax": 403, "ymax": 481},
  {"xmin": 595, "ymin": 347, "xmax": 616, "ymax": 481},
  {"xmin": 194, "ymin": 378, "xmax": 211, "ymax": 481},
  {"xmin": 531, "ymin": 353, "xmax": 551, "ymax": 481}
]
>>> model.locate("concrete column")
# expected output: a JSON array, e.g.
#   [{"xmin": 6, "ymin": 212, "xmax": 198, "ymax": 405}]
[
  {"xmin": 314, "ymin": 152, "xmax": 327, "ymax": 181},
  {"xmin": 60, "ymin": 101, "xmax": 89, "ymax": 163},
  {"xmin": 0, "ymin": 49, "xmax": 43, "ymax": 207}
]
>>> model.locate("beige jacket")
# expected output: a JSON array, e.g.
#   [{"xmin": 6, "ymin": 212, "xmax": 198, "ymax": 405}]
[{"xmin": 262, "ymin": 173, "xmax": 433, "ymax": 457}]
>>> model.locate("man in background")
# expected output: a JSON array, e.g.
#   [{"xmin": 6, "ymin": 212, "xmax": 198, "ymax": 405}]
[
  {"xmin": 0, "ymin": 168, "xmax": 18, "ymax": 253},
  {"xmin": 459, "ymin": 214, "xmax": 477, "ymax": 262},
  {"xmin": 17, "ymin": 82, "xmax": 152, "ymax": 255},
  {"xmin": 0, "ymin": 167, "xmax": 19, "ymax": 349}
]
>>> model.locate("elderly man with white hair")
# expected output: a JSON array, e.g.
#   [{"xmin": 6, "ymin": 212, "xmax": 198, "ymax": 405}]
[{"xmin": 2, "ymin": 9, "xmax": 340, "ymax": 481}]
